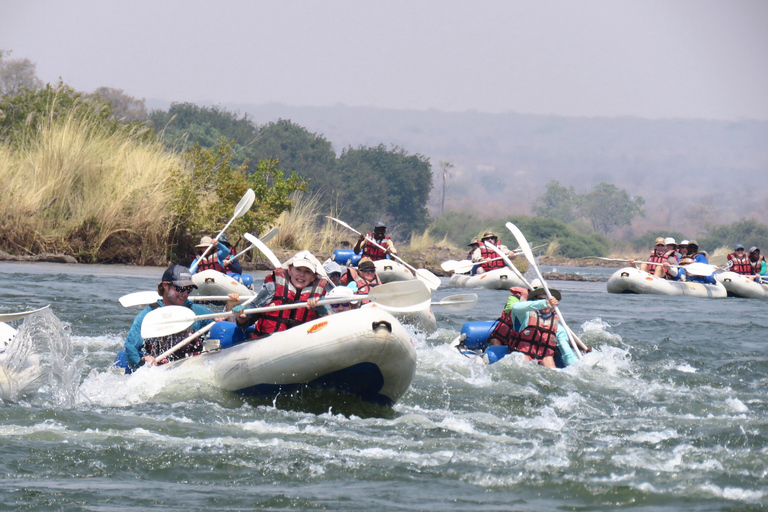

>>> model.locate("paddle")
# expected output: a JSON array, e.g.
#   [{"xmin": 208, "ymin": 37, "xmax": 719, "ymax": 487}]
[
  {"xmin": 151, "ymin": 322, "xmax": 217, "ymax": 364},
  {"xmin": 505, "ymin": 222, "xmax": 582, "ymax": 359},
  {"xmin": 119, "ymin": 292, "xmax": 253, "ymax": 308},
  {"xmin": 326, "ymin": 216, "xmax": 441, "ymax": 290},
  {"xmin": 431, "ymin": 293, "xmax": 478, "ymax": 312},
  {"xmin": 243, "ymin": 233, "xmax": 282, "ymax": 269},
  {"xmin": 0, "ymin": 305, "xmax": 50, "ymax": 322},
  {"xmin": 442, "ymin": 244, "xmax": 548, "ymax": 274},
  {"xmin": 190, "ymin": 189, "xmax": 256, "ymax": 273},
  {"xmin": 229, "ymin": 227, "xmax": 280, "ymax": 262},
  {"xmin": 141, "ymin": 280, "xmax": 433, "ymax": 337}
]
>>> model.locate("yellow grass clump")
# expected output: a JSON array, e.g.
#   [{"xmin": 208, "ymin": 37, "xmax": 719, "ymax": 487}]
[
  {"xmin": 270, "ymin": 192, "xmax": 349, "ymax": 253},
  {"xmin": 0, "ymin": 103, "xmax": 185, "ymax": 264},
  {"xmin": 406, "ymin": 229, "xmax": 459, "ymax": 252}
]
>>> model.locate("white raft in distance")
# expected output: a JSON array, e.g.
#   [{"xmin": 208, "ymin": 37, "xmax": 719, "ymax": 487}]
[
  {"xmin": 715, "ymin": 271, "xmax": 768, "ymax": 299},
  {"xmin": 606, "ymin": 267, "xmax": 726, "ymax": 297},
  {"xmin": 448, "ymin": 267, "xmax": 526, "ymax": 290}
]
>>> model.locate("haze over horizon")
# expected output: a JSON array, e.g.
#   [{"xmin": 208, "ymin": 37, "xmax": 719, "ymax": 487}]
[{"xmin": 2, "ymin": 0, "xmax": 767, "ymax": 121}]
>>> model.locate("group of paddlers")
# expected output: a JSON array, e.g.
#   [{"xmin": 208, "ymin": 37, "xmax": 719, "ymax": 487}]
[
  {"xmin": 631, "ymin": 237, "xmax": 766, "ymax": 284},
  {"xmin": 124, "ymin": 222, "xmax": 399, "ymax": 371}
]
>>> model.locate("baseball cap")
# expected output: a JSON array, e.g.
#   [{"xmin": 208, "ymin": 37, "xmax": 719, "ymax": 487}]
[{"xmin": 161, "ymin": 264, "xmax": 197, "ymax": 288}]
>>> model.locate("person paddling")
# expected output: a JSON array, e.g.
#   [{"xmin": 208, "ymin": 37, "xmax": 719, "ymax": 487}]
[
  {"xmin": 471, "ymin": 232, "xmax": 516, "ymax": 275},
  {"xmin": 230, "ymin": 250, "xmax": 328, "ymax": 337},
  {"xmin": 354, "ymin": 221, "xmax": 396, "ymax": 261},
  {"xmin": 190, "ymin": 236, "xmax": 231, "ymax": 274},
  {"xmin": 726, "ymin": 244, "xmax": 752, "ymax": 275},
  {"xmin": 124, "ymin": 265, "xmax": 218, "ymax": 370},
  {"xmin": 487, "ymin": 285, "xmax": 578, "ymax": 369}
]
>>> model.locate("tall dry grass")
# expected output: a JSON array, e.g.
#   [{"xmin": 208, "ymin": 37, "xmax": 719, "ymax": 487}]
[
  {"xmin": 270, "ymin": 192, "xmax": 349, "ymax": 253},
  {"xmin": 0, "ymin": 100, "xmax": 185, "ymax": 263},
  {"xmin": 405, "ymin": 229, "xmax": 458, "ymax": 252}
]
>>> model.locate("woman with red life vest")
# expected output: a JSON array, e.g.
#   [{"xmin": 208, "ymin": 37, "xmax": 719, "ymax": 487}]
[
  {"xmin": 630, "ymin": 237, "xmax": 675, "ymax": 278},
  {"xmin": 354, "ymin": 222, "xmax": 397, "ymax": 261},
  {"xmin": 230, "ymin": 250, "xmax": 328, "ymax": 337},
  {"xmin": 726, "ymin": 244, "xmax": 753, "ymax": 275},
  {"xmin": 190, "ymin": 236, "xmax": 231, "ymax": 274},
  {"xmin": 471, "ymin": 232, "xmax": 516, "ymax": 274},
  {"xmin": 340, "ymin": 257, "xmax": 382, "ymax": 302},
  {"xmin": 487, "ymin": 286, "xmax": 578, "ymax": 369}
]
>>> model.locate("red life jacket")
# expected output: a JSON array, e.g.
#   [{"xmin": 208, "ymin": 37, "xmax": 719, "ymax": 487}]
[
  {"xmin": 340, "ymin": 267, "xmax": 382, "ymax": 303},
  {"xmin": 479, "ymin": 241, "xmax": 505, "ymax": 271},
  {"xmin": 728, "ymin": 253, "xmax": 753, "ymax": 275},
  {"xmin": 255, "ymin": 268, "xmax": 327, "ymax": 334},
  {"xmin": 502, "ymin": 310, "xmax": 559, "ymax": 360},
  {"xmin": 646, "ymin": 252, "xmax": 666, "ymax": 276},
  {"xmin": 196, "ymin": 254, "xmax": 226, "ymax": 273},
  {"xmin": 362, "ymin": 233, "xmax": 390, "ymax": 261}
]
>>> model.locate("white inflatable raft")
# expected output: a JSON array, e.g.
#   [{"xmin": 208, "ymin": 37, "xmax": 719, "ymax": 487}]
[
  {"xmin": 128, "ymin": 307, "xmax": 417, "ymax": 407},
  {"xmin": 607, "ymin": 267, "xmax": 727, "ymax": 297},
  {"xmin": 448, "ymin": 267, "xmax": 526, "ymax": 290},
  {"xmin": 715, "ymin": 271, "xmax": 768, "ymax": 299},
  {"xmin": 192, "ymin": 269, "xmax": 254, "ymax": 299},
  {"xmin": 0, "ymin": 322, "xmax": 43, "ymax": 401},
  {"xmin": 374, "ymin": 259, "xmax": 415, "ymax": 283}
]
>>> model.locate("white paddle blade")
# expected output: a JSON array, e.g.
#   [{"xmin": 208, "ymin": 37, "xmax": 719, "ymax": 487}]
[
  {"xmin": 259, "ymin": 227, "xmax": 279, "ymax": 243},
  {"xmin": 0, "ymin": 305, "xmax": 50, "ymax": 322},
  {"xmin": 415, "ymin": 268, "xmax": 441, "ymax": 290},
  {"xmin": 684, "ymin": 262, "xmax": 716, "ymax": 277},
  {"xmin": 367, "ymin": 280, "xmax": 433, "ymax": 310},
  {"xmin": 505, "ymin": 222, "xmax": 535, "ymax": 264},
  {"xmin": 234, "ymin": 189, "xmax": 256, "ymax": 218},
  {"xmin": 119, "ymin": 291, "xmax": 161, "ymax": 308},
  {"xmin": 243, "ymin": 233, "xmax": 282, "ymax": 268},
  {"xmin": 450, "ymin": 260, "xmax": 476, "ymax": 274},
  {"xmin": 434, "ymin": 293, "xmax": 478, "ymax": 311},
  {"xmin": 141, "ymin": 305, "xmax": 197, "ymax": 338},
  {"xmin": 376, "ymin": 298, "xmax": 433, "ymax": 314},
  {"xmin": 440, "ymin": 260, "xmax": 459, "ymax": 272}
]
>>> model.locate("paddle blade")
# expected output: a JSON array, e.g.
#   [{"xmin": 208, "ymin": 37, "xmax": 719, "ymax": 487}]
[
  {"xmin": 440, "ymin": 260, "xmax": 459, "ymax": 272},
  {"xmin": 259, "ymin": 227, "xmax": 279, "ymax": 243},
  {"xmin": 684, "ymin": 262, "xmax": 716, "ymax": 277},
  {"xmin": 505, "ymin": 222, "xmax": 535, "ymax": 264},
  {"xmin": 243, "ymin": 233, "xmax": 282, "ymax": 268},
  {"xmin": 434, "ymin": 293, "xmax": 478, "ymax": 311},
  {"xmin": 445, "ymin": 260, "xmax": 474, "ymax": 274},
  {"xmin": 367, "ymin": 280, "xmax": 433, "ymax": 310},
  {"xmin": 0, "ymin": 305, "xmax": 50, "ymax": 322},
  {"xmin": 415, "ymin": 268, "xmax": 441, "ymax": 290},
  {"xmin": 233, "ymin": 189, "xmax": 256, "ymax": 218},
  {"xmin": 119, "ymin": 291, "xmax": 161, "ymax": 307},
  {"xmin": 141, "ymin": 305, "xmax": 197, "ymax": 338}
]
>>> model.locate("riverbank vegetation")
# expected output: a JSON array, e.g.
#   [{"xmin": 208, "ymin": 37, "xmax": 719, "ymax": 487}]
[{"xmin": 1, "ymin": 53, "xmax": 767, "ymax": 265}]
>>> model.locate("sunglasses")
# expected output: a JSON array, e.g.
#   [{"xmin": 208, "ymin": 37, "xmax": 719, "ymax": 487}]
[
  {"xmin": 359, "ymin": 268, "xmax": 375, "ymax": 273},
  {"xmin": 329, "ymin": 272, "xmax": 341, "ymax": 278},
  {"xmin": 173, "ymin": 285, "xmax": 195, "ymax": 293},
  {"xmin": 331, "ymin": 303, "xmax": 351, "ymax": 308}
]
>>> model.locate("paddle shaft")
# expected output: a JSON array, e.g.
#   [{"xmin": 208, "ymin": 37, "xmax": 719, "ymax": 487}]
[{"xmin": 505, "ymin": 223, "xmax": 581, "ymax": 359}]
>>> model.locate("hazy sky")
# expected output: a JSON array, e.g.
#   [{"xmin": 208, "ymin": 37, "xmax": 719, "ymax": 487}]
[{"xmin": 2, "ymin": 0, "xmax": 767, "ymax": 120}]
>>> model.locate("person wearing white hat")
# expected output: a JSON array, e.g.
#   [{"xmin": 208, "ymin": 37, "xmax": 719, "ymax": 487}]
[
  {"xmin": 678, "ymin": 240, "xmax": 690, "ymax": 259},
  {"xmin": 664, "ymin": 238, "xmax": 681, "ymax": 262},
  {"xmin": 190, "ymin": 235, "xmax": 231, "ymax": 275},
  {"xmin": 325, "ymin": 286, "xmax": 359, "ymax": 314},
  {"xmin": 231, "ymin": 250, "xmax": 328, "ymax": 336},
  {"xmin": 322, "ymin": 259, "xmax": 345, "ymax": 290}
]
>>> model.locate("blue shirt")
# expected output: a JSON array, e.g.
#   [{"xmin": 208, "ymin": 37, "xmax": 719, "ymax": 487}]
[{"xmin": 190, "ymin": 242, "xmax": 231, "ymax": 274}]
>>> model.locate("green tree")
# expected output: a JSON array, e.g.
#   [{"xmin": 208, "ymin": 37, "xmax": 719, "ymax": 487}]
[
  {"xmin": 532, "ymin": 180, "xmax": 578, "ymax": 223},
  {"xmin": 700, "ymin": 219, "xmax": 768, "ymax": 254},
  {"xmin": 150, "ymin": 103, "xmax": 259, "ymax": 169},
  {"xmin": 579, "ymin": 182, "xmax": 645, "ymax": 235},
  {"xmin": 250, "ymin": 119, "xmax": 337, "ymax": 198},
  {"xmin": 336, "ymin": 144, "xmax": 432, "ymax": 236},
  {"xmin": 0, "ymin": 81, "xmax": 152, "ymax": 146},
  {"xmin": 168, "ymin": 138, "xmax": 306, "ymax": 261}
]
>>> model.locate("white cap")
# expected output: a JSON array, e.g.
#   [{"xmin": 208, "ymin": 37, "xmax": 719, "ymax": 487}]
[
  {"xmin": 327, "ymin": 286, "xmax": 354, "ymax": 299},
  {"xmin": 323, "ymin": 259, "xmax": 343, "ymax": 275},
  {"xmin": 680, "ymin": 239, "xmax": 689, "ymax": 245},
  {"xmin": 290, "ymin": 250, "xmax": 317, "ymax": 273},
  {"xmin": 665, "ymin": 237, "xmax": 676, "ymax": 245},
  {"xmin": 529, "ymin": 278, "xmax": 542, "ymax": 289}
]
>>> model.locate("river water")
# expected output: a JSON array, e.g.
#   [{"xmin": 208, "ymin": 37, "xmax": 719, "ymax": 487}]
[{"xmin": 1, "ymin": 261, "xmax": 767, "ymax": 511}]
